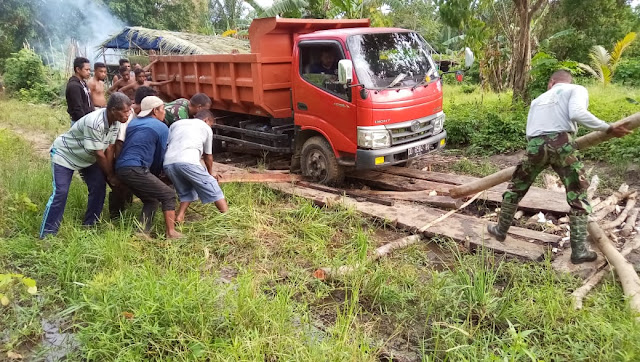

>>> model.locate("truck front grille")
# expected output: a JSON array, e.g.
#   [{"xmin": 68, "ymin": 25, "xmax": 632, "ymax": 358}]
[{"xmin": 386, "ymin": 116, "xmax": 435, "ymax": 146}]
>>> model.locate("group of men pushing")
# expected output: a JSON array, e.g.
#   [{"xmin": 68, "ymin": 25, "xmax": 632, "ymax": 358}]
[{"xmin": 42, "ymin": 57, "xmax": 227, "ymax": 239}]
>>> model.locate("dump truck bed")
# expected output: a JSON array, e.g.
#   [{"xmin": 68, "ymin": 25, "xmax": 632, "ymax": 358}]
[{"xmin": 150, "ymin": 17, "xmax": 370, "ymax": 119}]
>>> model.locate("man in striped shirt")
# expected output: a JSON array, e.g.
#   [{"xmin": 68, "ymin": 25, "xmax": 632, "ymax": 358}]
[{"xmin": 40, "ymin": 93, "xmax": 132, "ymax": 238}]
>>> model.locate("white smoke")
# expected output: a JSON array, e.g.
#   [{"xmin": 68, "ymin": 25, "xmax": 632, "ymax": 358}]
[{"xmin": 33, "ymin": 0, "xmax": 124, "ymax": 67}]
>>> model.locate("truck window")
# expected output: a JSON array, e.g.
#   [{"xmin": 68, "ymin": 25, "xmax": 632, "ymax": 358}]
[{"xmin": 299, "ymin": 43, "xmax": 349, "ymax": 101}]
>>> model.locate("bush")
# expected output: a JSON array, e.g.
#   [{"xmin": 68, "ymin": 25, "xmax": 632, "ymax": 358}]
[
  {"xmin": 528, "ymin": 51, "xmax": 583, "ymax": 98},
  {"xmin": 444, "ymin": 87, "xmax": 527, "ymax": 155},
  {"xmin": 2, "ymin": 48, "xmax": 64, "ymax": 103},
  {"xmin": 613, "ymin": 58, "xmax": 640, "ymax": 86}
]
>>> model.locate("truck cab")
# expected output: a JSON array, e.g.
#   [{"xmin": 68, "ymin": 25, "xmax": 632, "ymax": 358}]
[
  {"xmin": 151, "ymin": 18, "xmax": 472, "ymax": 185},
  {"xmin": 292, "ymin": 28, "xmax": 446, "ymax": 183}
]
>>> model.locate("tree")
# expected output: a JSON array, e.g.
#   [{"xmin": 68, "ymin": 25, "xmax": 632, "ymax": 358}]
[
  {"xmin": 388, "ymin": 0, "xmax": 442, "ymax": 43},
  {"xmin": 580, "ymin": 32, "xmax": 637, "ymax": 85},
  {"xmin": 104, "ymin": 0, "xmax": 210, "ymax": 33},
  {"xmin": 0, "ymin": 0, "xmax": 41, "ymax": 70},
  {"xmin": 536, "ymin": 0, "xmax": 640, "ymax": 62},
  {"xmin": 510, "ymin": 0, "xmax": 549, "ymax": 103},
  {"xmin": 245, "ymin": 0, "xmax": 309, "ymax": 18}
]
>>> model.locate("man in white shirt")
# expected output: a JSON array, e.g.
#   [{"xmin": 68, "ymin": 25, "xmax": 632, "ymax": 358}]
[
  {"xmin": 163, "ymin": 110, "xmax": 228, "ymax": 222},
  {"xmin": 488, "ymin": 70, "xmax": 631, "ymax": 264}
]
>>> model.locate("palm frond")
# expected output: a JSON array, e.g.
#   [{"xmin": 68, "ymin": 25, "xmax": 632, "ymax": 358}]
[
  {"xmin": 578, "ymin": 63, "xmax": 600, "ymax": 80},
  {"xmin": 610, "ymin": 32, "xmax": 637, "ymax": 70}
]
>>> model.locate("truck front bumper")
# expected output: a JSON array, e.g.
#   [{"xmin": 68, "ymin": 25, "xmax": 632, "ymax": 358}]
[{"xmin": 355, "ymin": 131, "xmax": 447, "ymax": 169}]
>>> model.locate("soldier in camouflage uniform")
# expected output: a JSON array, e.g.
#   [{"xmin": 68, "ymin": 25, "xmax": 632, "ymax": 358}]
[
  {"xmin": 164, "ymin": 93, "xmax": 212, "ymax": 126},
  {"xmin": 488, "ymin": 70, "xmax": 631, "ymax": 264}
]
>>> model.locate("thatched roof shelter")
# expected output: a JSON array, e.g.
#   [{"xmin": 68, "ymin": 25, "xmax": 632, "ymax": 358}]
[{"xmin": 99, "ymin": 27, "xmax": 250, "ymax": 55}]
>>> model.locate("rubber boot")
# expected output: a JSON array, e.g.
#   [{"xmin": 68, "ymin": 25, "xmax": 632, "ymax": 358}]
[
  {"xmin": 570, "ymin": 214, "xmax": 597, "ymax": 264},
  {"xmin": 487, "ymin": 201, "xmax": 518, "ymax": 242}
]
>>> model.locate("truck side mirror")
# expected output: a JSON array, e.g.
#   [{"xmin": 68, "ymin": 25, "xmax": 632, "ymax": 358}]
[
  {"xmin": 338, "ymin": 59, "xmax": 353, "ymax": 85},
  {"xmin": 464, "ymin": 47, "xmax": 475, "ymax": 69}
]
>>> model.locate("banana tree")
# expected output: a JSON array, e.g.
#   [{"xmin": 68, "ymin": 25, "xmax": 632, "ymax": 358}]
[
  {"xmin": 579, "ymin": 32, "xmax": 637, "ymax": 85},
  {"xmin": 245, "ymin": 0, "xmax": 309, "ymax": 18}
]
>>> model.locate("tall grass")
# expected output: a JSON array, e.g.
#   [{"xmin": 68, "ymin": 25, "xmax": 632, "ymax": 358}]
[{"xmin": 1, "ymin": 99, "xmax": 640, "ymax": 360}]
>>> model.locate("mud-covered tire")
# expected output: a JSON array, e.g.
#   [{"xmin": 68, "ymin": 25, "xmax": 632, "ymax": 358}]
[{"xmin": 301, "ymin": 136, "xmax": 344, "ymax": 185}]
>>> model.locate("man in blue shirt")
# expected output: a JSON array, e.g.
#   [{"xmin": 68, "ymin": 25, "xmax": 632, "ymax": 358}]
[
  {"xmin": 309, "ymin": 49, "xmax": 338, "ymax": 75},
  {"xmin": 115, "ymin": 96, "xmax": 182, "ymax": 239}
]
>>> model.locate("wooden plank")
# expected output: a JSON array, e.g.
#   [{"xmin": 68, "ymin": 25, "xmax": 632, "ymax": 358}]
[
  {"xmin": 347, "ymin": 171, "xmax": 451, "ymax": 193},
  {"xmin": 218, "ymin": 172, "xmax": 302, "ymax": 184},
  {"xmin": 377, "ymin": 167, "xmax": 571, "ymax": 214},
  {"xmin": 270, "ymin": 183, "xmax": 548, "ymax": 261}
]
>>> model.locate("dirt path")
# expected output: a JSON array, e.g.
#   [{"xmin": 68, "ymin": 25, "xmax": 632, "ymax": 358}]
[{"xmin": 0, "ymin": 126, "xmax": 53, "ymax": 159}]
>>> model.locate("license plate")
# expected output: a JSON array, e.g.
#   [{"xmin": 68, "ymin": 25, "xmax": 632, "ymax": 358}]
[{"xmin": 407, "ymin": 144, "xmax": 428, "ymax": 157}]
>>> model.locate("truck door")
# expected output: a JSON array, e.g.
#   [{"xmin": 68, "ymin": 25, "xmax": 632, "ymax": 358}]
[{"xmin": 293, "ymin": 41, "xmax": 357, "ymax": 155}]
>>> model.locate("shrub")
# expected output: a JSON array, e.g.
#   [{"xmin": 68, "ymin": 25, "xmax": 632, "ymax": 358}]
[
  {"xmin": 2, "ymin": 48, "xmax": 64, "ymax": 104},
  {"xmin": 528, "ymin": 51, "xmax": 582, "ymax": 98},
  {"xmin": 613, "ymin": 58, "xmax": 640, "ymax": 86}
]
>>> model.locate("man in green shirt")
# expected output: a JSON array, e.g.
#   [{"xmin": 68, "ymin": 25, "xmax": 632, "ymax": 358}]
[{"xmin": 164, "ymin": 93, "xmax": 212, "ymax": 126}]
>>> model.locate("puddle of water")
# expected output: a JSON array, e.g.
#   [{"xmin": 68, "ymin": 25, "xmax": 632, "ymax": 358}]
[{"xmin": 40, "ymin": 319, "xmax": 79, "ymax": 362}]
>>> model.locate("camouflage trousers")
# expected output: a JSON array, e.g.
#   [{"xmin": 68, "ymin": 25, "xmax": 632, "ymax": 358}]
[{"xmin": 503, "ymin": 132, "xmax": 592, "ymax": 215}]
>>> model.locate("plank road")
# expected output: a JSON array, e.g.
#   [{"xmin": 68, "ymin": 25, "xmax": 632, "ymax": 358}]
[
  {"xmin": 271, "ymin": 183, "xmax": 552, "ymax": 261},
  {"xmin": 350, "ymin": 167, "xmax": 571, "ymax": 214}
]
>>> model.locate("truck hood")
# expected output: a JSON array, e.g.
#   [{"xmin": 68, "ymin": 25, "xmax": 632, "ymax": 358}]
[{"xmin": 356, "ymin": 80, "xmax": 443, "ymax": 127}]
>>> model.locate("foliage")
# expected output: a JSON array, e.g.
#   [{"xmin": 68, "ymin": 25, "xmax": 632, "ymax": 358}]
[
  {"xmin": 580, "ymin": 32, "xmax": 637, "ymax": 85},
  {"xmin": 536, "ymin": 0, "xmax": 640, "ymax": 62},
  {"xmin": 104, "ymin": 0, "xmax": 210, "ymax": 33},
  {"xmin": 528, "ymin": 51, "xmax": 583, "ymax": 98},
  {"xmin": 3, "ymin": 48, "xmax": 64, "ymax": 103},
  {"xmin": 0, "ymin": 0, "xmax": 40, "ymax": 71},
  {"xmin": 388, "ymin": 0, "xmax": 442, "ymax": 45},
  {"xmin": 246, "ymin": 0, "xmax": 309, "ymax": 18},
  {"xmin": 0, "ymin": 274, "xmax": 37, "ymax": 306},
  {"xmin": 613, "ymin": 58, "xmax": 640, "ymax": 86}
]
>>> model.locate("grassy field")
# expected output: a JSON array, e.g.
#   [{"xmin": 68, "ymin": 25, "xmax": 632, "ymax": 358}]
[{"xmin": 1, "ymin": 98, "xmax": 640, "ymax": 361}]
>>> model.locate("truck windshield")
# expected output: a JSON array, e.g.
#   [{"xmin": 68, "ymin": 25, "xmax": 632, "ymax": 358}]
[{"xmin": 347, "ymin": 32, "xmax": 437, "ymax": 89}]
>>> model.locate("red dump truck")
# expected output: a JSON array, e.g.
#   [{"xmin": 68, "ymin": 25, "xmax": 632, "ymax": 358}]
[{"xmin": 150, "ymin": 17, "xmax": 472, "ymax": 184}]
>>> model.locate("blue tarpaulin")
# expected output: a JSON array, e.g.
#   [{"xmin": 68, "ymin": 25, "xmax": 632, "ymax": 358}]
[{"xmin": 102, "ymin": 28, "xmax": 164, "ymax": 51}]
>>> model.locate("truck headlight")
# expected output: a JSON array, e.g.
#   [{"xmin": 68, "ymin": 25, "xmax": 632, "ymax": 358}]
[
  {"xmin": 357, "ymin": 127, "xmax": 391, "ymax": 149},
  {"xmin": 433, "ymin": 112, "xmax": 445, "ymax": 134}
]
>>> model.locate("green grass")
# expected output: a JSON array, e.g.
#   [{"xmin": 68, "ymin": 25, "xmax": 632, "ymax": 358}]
[{"xmin": 1, "ymin": 99, "xmax": 640, "ymax": 361}]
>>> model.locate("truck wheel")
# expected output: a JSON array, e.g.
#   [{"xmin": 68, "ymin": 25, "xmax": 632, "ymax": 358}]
[{"xmin": 301, "ymin": 136, "xmax": 344, "ymax": 185}]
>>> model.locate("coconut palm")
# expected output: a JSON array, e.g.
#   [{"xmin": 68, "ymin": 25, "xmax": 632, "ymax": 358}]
[{"xmin": 579, "ymin": 32, "xmax": 637, "ymax": 85}]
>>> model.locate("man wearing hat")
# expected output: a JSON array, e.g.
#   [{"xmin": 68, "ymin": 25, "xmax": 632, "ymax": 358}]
[{"xmin": 115, "ymin": 96, "xmax": 182, "ymax": 239}]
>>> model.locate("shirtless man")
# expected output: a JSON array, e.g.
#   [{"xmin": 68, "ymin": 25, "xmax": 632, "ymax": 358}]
[
  {"xmin": 88, "ymin": 62, "xmax": 108, "ymax": 108},
  {"xmin": 112, "ymin": 59, "xmax": 131, "ymax": 84},
  {"xmin": 109, "ymin": 66, "xmax": 135, "ymax": 99},
  {"xmin": 119, "ymin": 68, "xmax": 174, "ymax": 98}
]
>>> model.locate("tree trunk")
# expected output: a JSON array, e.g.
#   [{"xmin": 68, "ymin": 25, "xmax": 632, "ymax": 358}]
[
  {"xmin": 511, "ymin": 1, "xmax": 531, "ymax": 103},
  {"xmin": 510, "ymin": 0, "xmax": 549, "ymax": 103}
]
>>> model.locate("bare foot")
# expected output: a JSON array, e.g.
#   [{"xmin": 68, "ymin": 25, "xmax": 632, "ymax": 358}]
[
  {"xmin": 176, "ymin": 214, "xmax": 185, "ymax": 223},
  {"xmin": 167, "ymin": 230, "xmax": 184, "ymax": 239}
]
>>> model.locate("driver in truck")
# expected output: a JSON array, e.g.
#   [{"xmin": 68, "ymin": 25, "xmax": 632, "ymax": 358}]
[{"xmin": 309, "ymin": 49, "xmax": 338, "ymax": 76}]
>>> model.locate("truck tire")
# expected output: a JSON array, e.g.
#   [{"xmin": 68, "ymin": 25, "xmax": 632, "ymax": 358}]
[{"xmin": 301, "ymin": 136, "xmax": 344, "ymax": 185}]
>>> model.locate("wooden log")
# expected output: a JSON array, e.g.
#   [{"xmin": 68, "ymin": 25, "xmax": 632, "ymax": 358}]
[
  {"xmin": 592, "ymin": 184, "xmax": 630, "ymax": 213},
  {"xmin": 621, "ymin": 208, "xmax": 640, "ymax": 237},
  {"xmin": 314, "ymin": 192, "xmax": 484, "ymax": 280},
  {"xmin": 218, "ymin": 172, "xmax": 302, "ymax": 184},
  {"xmin": 587, "ymin": 175, "xmax": 600, "ymax": 201},
  {"xmin": 602, "ymin": 192, "xmax": 637, "ymax": 230},
  {"xmin": 313, "ymin": 235, "xmax": 422, "ymax": 280},
  {"xmin": 344, "ymin": 189, "xmax": 462, "ymax": 209},
  {"xmin": 297, "ymin": 181, "xmax": 395, "ymax": 206},
  {"xmin": 587, "ymin": 222, "xmax": 640, "ymax": 321},
  {"xmin": 449, "ymin": 112, "xmax": 640, "ymax": 199},
  {"xmin": 573, "ymin": 234, "xmax": 640, "ymax": 310}
]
